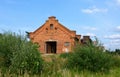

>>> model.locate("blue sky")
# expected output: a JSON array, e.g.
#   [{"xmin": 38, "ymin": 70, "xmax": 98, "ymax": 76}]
[{"xmin": 0, "ymin": 0, "xmax": 120, "ymax": 50}]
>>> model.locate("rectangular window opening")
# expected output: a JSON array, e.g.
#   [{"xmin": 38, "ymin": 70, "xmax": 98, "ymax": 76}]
[
  {"xmin": 64, "ymin": 42, "xmax": 70, "ymax": 46},
  {"xmin": 50, "ymin": 24, "xmax": 53, "ymax": 29}
]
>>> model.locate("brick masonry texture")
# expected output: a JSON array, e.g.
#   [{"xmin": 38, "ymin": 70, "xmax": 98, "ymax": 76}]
[{"xmin": 29, "ymin": 16, "xmax": 90, "ymax": 54}]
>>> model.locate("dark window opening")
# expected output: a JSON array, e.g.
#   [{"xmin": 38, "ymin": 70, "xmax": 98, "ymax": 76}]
[
  {"xmin": 46, "ymin": 28, "xmax": 48, "ymax": 33},
  {"xmin": 50, "ymin": 24, "xmax": 53, "ymax": 29}
]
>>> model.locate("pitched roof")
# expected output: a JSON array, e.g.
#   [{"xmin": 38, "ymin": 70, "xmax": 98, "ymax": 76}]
[{"xmin": 31, "ymin": 16, "xmax": 75, "ymax": 34}]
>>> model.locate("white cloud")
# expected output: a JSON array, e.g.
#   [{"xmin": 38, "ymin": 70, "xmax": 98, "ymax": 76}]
[
  {"xmin": 104, "ymin": 39, "xmax": 120, "ymax": 50},
  {"xmin": 111, "ymin": 39, "xmax": 120, "ymax": 44},
  {"xmin": 104, "ymin": 42, "xmax": 120, "ymax": 50},
  {"xmin": 116, "ymin": 0, "xmax": 120, "ymax": 5},
  {"xmin": 109, "ymin": 39, "xmax": 120, "ymax": 46},
  {"xmin": 104, "ymin": 34, "xmax": 120, "ymax": 39},
  {"xmin": 107, "ymin": 0, "xmax": 120, "ymax": 7},
  {"xmin": 81, "ymin": 6, "xmax": 108, "ymax": 14},
  {"xmin": 85, "ymin": 33, "xmax": 96, "ymax": 37},
  {"xmin": 83, "ymin": 26, "xmax": 97, "ymax": 31},
  {"xmin": 116, "ymin": 26, "xmax": 120, "ymax": 31}
]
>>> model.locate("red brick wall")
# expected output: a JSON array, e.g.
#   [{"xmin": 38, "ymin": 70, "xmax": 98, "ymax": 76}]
[{"xmin": 29, "ymin": 16, "xmax": 78, "ymax": 53}]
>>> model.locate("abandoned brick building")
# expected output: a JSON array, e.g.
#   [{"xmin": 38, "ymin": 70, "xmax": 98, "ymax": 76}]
[{"xmin": 28, "ymin": 16, "xmax": 91, "ymax": 54}]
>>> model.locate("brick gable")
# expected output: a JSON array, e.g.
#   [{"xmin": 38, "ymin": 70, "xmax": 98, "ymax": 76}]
[{"xmin": 29, "ymin": 16, "xmax": 82, "ymax": 53}]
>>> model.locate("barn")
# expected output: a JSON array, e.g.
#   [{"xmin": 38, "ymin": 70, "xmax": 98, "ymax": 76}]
[{"xmin": 28, "ymin": 16, "xmax": 91, "ymax": 54}]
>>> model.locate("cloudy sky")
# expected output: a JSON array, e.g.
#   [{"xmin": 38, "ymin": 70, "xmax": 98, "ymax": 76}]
[{"xmin": 0, "ymin": 0, "xmax": 120, "ymax": 50}]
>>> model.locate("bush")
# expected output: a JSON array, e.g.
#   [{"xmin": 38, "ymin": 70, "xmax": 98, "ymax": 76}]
[
  {"xmin": 0, "ymin": 32, "xmax": 43, "ymax": 75},
  {"xmin": 66, "ymin": 42, "xmax": 114, "ymax": 72}
]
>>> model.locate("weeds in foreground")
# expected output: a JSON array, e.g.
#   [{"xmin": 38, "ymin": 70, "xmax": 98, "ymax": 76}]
[
  {"xmin": 66, "ymin": 44, "xmax": 114, "ymax": 72},
  {"xmin": 0, "ymin": 32, "xmax": 43, "ymax": 75},
  {"xmin": 0, "ymin": 32, "xmax": 120, "ymax": 77}
]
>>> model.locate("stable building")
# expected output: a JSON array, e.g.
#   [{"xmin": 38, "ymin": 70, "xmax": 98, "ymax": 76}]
[{"xmin": 28, "ymin": 16, "xmax": 90, "ymax": 54}]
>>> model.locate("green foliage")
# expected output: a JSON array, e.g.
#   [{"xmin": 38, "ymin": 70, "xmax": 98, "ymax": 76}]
[
  {"xmin": 115, "ymin": 49, "xmax": 120, "ymax": 54},
  {"xmin": 112, "ymin": 55, "xmax": 120, "ymax": 67},
  {"xmin": 1, "ymin": 32, "xmax": 120, "ymax": 76},
  {"xmin": 105, "ymin": 50, "xmax": 120, "ymax": 68},
  {"xmin": 59, "ymin": 52, "xmax": 72, "ymax": 58},
  {"xmin": 43, "ymin": 55, "xmax": 65, "ymax": 76},
  {"xmin": 106, "ymin": 49, "xmax": 120, "ymax": 55},
  {"xmin": 0, "ymin": 32, "xmax": 43, "ymax": 75},
  {"xmin": 66, "ymin": 41, "xmax": 114, "ymax": 72}
]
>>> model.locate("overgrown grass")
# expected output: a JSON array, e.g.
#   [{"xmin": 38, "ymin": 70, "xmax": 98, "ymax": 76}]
[
  {"xmin": 1, "ymin": 32, "xmax": 120, "ymax": 77},
  {"xmin": 66, "ymin": 45, "xmax": 114, "ymax": 72},
  {"xmin": 0, "ymin": 32, "xmax": 43, "ymax": 75},
  {"xmin": 1, "ymin": 55, "xmax": 120, "ymax": 77}
]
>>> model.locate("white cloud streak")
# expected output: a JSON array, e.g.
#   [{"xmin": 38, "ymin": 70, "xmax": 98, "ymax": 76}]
[
  {"xmin": 107, "ymin": 0, "xmax": 120, "ymax": 7},
  {"xmin": 104, "ymin": 40, "xmax": 120, "ymax": 50},
  {"xmin": 109, "ymin": 39, "xmax": 120, "ymax": 46},
  {"xmin": 116, "ymin": 0, "xmax": 120, "ymax": 5},
  {"xmin": 104, "ymin": 34, "xmax": 120, "ymax": 39},
  {"xmin": 116, "ymin": 26, "xmax": 120, "ymax": 31},
  {"xmin": 85, "ymin": 33, "xmax": 96, "ymax": 37},
  {"xmin": 111, "ymin": 39, "xmax": 120, "ymax": 44},
  {"xmin": 81, "ymin": 6, "xmax": 108, "ymax": 14},
  {"xmin": 83, "ymin": 26, "xmax": 97, "ymax": 31}
]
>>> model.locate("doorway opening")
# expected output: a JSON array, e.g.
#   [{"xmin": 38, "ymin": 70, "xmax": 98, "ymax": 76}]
[{"xmin": 46, "ymin": 41, "xmax": 57, "ymax": 53}]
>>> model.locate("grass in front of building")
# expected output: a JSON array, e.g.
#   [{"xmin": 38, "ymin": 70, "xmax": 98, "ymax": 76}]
[{"xmin": 1, "ymin": 54, "xmax": 120, "ymax": 77}]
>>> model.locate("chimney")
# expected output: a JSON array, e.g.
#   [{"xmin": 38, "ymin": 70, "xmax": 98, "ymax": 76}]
[
  {"xmin": 83, "ymin": 36, "xmax": 90, "ymax": 40},
  {"xmin": 83, "ymin": 36, "xmax": 90, "ymax": 44}
]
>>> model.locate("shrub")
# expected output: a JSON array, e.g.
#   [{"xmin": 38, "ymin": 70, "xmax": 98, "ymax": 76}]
[
  {"xmin": 66, "ymin": 41, "xmax": 114, "ymax": 72},
  {"xmin": 0, "ymin": 32, "xmax": 43, "ymax": 75}
]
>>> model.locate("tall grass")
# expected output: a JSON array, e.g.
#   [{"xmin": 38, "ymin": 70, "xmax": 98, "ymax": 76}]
[
  {"xmin": 1, "ymin": 55, "xmax": 120, "ymax": 77},
  {"xmin": 1, "ymin": 32, "xmax": 120, "ymax": 77},
  {"xmin": 63, "ymin": 41, "xmax": 117, "ymax": 72},
  {"xmin": 0, "ymin": 32, "xmax": 43, "ymax": 76}
]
